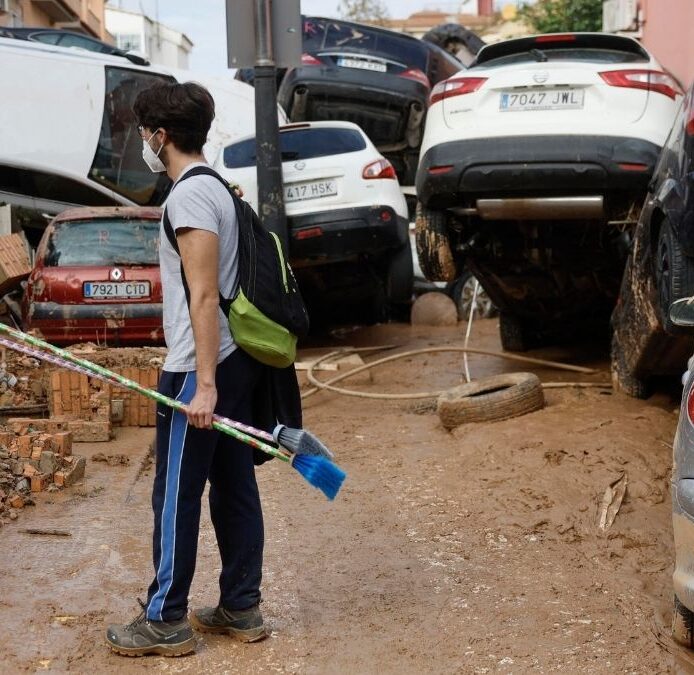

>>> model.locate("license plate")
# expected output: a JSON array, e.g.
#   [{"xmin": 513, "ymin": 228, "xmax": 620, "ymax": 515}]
[
  {"xmin": 83, "ymin": 281, "xmax": 151, "ymax": 299},
  {"xmin": 337, "ymin": 57, "xmax": 387, "ymax": 73},
  {"xmin": 284, "ymin": 180, "xmax": 337, "ymax": 203},
  {"xmin": 500, "ymin": 89, "xmax": 585, "ymax": 112}
]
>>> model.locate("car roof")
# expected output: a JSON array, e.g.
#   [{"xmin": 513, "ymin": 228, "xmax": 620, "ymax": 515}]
[
  {"xmin": 475, "ymin": 32, "xmax": 651, "ymax": 66},
  {"xmin": 53, "ymin": 206, "xmax": 163, "ymax": 224}
]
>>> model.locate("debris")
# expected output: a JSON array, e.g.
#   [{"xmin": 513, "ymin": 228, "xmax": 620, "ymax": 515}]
[
  {"xmin": 20, "ymin": 528, "xmax": 72, "ymax": 537},
  {"xmin": 92, "ymin": 452, "xmax": 130, "ymax": 466},
  {"xmin": 598, "ymin": 473, "xmax": 628, "ymax": 532},
  {"xmin": 410, "ymin": 292, "xmax": 458, "ymax": 326}
]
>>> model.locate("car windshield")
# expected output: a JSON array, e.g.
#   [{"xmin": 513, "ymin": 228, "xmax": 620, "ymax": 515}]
[
  {"xmin": 44, "ymin": 219, "xmax": 160, "ymax": 267},
  {"xmin": 478, "ymin": 48, "xmax": 649, "ymax": 68},
  {"xmin": 302, "ymin": 17, "xmax": 427, "ymax": 69},
  {"xmin": 224, "ymin": 127, "xmax": 367, "ymax": 169}
]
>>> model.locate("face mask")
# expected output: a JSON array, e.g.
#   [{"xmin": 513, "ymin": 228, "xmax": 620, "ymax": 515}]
[{"xmin": 142, "ymin": 129, "xmax": 166, "ymax": 173}]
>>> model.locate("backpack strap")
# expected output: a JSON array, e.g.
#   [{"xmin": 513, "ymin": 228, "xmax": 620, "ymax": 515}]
[{"xmin": 162, "ymin": 165, "xmax": 237, "ymax": 312}]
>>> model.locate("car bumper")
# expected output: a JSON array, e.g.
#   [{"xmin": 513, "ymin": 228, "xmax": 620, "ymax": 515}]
[
  {"xmin": 417, "ymin": 135, "xmax": 662, "ymax": 209},
  {"xmin": 278, "ymin": 67, "xmax": 428, "ymax": 148},
  {"xmin": 288, "ymin": 205, "xmax": 408, "ymax": 266},
  {"xmin": 24, "ymin": 301, "xmax": 164, "ymax": 345},
  {"xmin": 673, "ymin": 479, "xmax": 694, "ymax": 611}
]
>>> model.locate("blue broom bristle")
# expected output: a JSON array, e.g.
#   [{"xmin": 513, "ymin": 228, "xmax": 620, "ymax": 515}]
[{"xmin": 291, "ymin": 453, "xmax": 346, "ymax": 500}]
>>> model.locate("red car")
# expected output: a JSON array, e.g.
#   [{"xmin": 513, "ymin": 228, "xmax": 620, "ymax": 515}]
[{"xmin": 22, "ymin": 206, "xmax": 164, "ymax": 346}]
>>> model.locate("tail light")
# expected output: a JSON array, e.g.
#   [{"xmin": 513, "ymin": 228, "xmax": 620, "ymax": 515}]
[
  {"xmin": 599, "ymin": 70, "xmax": 683, "ymax": 100},
  {"xmin": 535, "ymin": 34, "xmax": 577, "ymax": 44},
  {"xmin": 363, "ymin": 159, "xmax": 397, "ymax": 180},
  {"xmin": 399, "ymin": 68, "xmax": 430, "ymax": 88},
  {"xmin": 430, "ymin": 77, "xmax": 487, "ymax": 105},
  {"xmin": 301, "ymin": 53, "xmax": 322, "ymax": 66}
]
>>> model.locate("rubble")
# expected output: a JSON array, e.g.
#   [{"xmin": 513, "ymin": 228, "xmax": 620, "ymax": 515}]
[{"xmin": 0, "ymin": 426, "xmax": 84, "ymax": 526}]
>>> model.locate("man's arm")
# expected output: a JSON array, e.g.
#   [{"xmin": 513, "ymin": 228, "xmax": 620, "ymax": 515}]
[{"xmin": 177, "ymin": 227, "xmax": 219, "ymax": 428}]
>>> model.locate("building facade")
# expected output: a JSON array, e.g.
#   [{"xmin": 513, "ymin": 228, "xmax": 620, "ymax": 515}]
[
  {"xmin": 0, "ymin": 0, "xmax": 110, "ymax": 40},
  {"xmin": 104, "ymin": 5, "xmax": 192, "ymax": 69}
]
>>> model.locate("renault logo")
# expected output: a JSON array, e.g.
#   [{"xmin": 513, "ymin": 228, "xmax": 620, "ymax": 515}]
[
  {"xmin": 110, "ymin": 268, "xmax": 123, "ymax": 281},
  {"xmin": 533, "ymin": 71, "xmax": 549, "ymax": 84}
]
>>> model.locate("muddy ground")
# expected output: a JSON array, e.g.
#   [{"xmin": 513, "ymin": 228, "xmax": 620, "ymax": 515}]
[{"xmin": 0, "ymin": 319, "xmax": 690, "ymax": 673}]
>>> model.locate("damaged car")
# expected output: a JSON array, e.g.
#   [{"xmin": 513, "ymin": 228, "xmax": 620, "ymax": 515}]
[
  {"xmin": 21, "ymin": 207, "xmax": 163, "ymax": 346},
  {"xmin": 415, "ymin": 32, "xmax": 682, "ymax": 351},
  {"xmin": 278, "ymin": 16, "xmax": 463, "ymax": 185}
]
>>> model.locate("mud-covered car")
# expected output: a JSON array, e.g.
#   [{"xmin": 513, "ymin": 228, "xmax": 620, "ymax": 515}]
[
  {"xmin": 277, "ymin": 16, "xmax": 463, "ymax": 185},
  {"xmin": 21, "ymin": 206, "xmax": 163, "ymax": 346},
  {"xmin": 415, "ymin": 33, "xmax": 682, "ymax": 351},
  {"xmin": 611, "ymin": 83, "xmax": 694, "ymax": 397}
]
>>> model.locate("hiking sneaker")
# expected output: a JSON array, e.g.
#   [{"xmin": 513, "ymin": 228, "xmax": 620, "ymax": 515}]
[
  {"xmin": 190, "ymin": 604, "xmax": 267, "ymax": 642},
  {"xmin": 106, "ymin": 600, "xmax": 196, "ymax": 657}
]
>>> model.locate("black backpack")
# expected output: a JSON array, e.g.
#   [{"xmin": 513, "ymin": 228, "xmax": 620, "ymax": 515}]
[{"xmin": 162, "ymin": 166, "xmax": 309, "ymax": 367}]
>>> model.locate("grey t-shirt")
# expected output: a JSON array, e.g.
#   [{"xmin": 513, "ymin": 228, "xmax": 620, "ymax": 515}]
[{"xmin": 160, "ymin": 162, "xmax": 238, "ymax": 372}]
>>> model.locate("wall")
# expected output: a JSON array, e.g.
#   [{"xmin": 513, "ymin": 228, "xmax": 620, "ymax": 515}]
[
  {"xmin": 640, "ymin": 0, "xmax": 694, "ymax": 87},
  {"xmin": 0, "ymin": 0, "xmax": 109, "ymax": 40}
]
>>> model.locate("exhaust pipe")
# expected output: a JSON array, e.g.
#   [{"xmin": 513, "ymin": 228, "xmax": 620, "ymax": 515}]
[
  {"xmin": 290, "ymin": 86, "xmax": 308, "ymax": 122},
  {"xmin": 405, "ymin": 101, "xmax": 425, "ymax": 148},
  {"xmin": 475, "ymin": 196, "xmax": 604, "ymax": 221}
]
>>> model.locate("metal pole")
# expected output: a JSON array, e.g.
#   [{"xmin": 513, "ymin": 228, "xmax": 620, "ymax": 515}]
[{"xmin": 253, "ymin": 0, "xmax": 288, "ymax": 252}]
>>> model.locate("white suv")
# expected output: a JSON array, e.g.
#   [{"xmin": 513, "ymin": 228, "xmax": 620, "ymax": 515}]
[
  {"xmin": 215, "ymin": 121, "xmax": 412, "ymax": 318},
  {"xmin": 415, "ymin": 33, "xmax": 682, "ymax": 350}
]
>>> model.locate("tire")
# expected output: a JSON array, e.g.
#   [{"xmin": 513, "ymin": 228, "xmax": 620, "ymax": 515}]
[
  {"xmin": 656, "ymin": 220, "xmax": 694, "ymax": 333},
  {"xmin": 385, "ymin": 241, "xmax": 414, "ymax": 307},
  {"xmin": 449, "ymin": 272, "xmax": 497, "ymax": 320},
  {"xmin": 437, "ymin": 372, "xmax": 545, "ymax": 429},
  {"xmin": 499, "ymin": 312, "xmax": 529, "ymax": 352},
  {"xmin": 610, "ymin": 330, "xmax": 650, "ymax": 399},
  {"xmin": 673, "ymin": 595, "xmax": 694, "ymax": 648},
  {"xmin": 414, "ymin": 202, "xmax": 458, "ymax": 282}
]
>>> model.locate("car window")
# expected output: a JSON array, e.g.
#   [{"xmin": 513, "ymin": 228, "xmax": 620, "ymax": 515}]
[
  {"xmin": 57, "ymin": 33, "xmax": 101, "ymax": 51},
  {"xmin": 31, "ymin": 32, "xmax": 62, "ymax": 45},
  {"xmin": 224, "ymin": 127, "xmax": 367, "ymax": 168},
  {"xmin": 44, "ymin": 219, "xmax": 160, "ymax": 267},
  {"xmin": 478, "ymin": 48, "xmax": 649, "ymax": 68},
  {"xmin": 89, "ymin": 66, "xmax": 174, "ymax": 206},
  {"xmin": 302, "ymin": 17, "xmax": 427, "ymax": 70}
]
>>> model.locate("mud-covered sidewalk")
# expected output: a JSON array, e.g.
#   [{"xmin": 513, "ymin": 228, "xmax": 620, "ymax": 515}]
[{"xmin": 0, "ymin": 320, "xmax": 685, "ymax": 673}]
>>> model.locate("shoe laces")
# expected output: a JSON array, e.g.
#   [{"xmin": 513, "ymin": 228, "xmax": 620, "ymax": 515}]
[{"xmin": 125, "ymin": 598, "xmax": 148, "ymax": 630}]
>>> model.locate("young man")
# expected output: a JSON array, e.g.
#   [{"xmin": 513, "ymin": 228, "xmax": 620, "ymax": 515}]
[{"xmin": 106, "ymin": 82, "xmax": 267, "ymax": 657}]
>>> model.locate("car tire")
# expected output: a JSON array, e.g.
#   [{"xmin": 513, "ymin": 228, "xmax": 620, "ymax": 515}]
[
  {"xmin": 499, "ymin": 312, "xmax": 530, "ymax": 352},
  {"xmin": 610, "ymin": 330, "xmax": 650, "ymax": 399},
  {"xmin": 448, "ymin": 272, "xmax": 497, "ymax": 320},
  {"xmin": 385, "ymin": 241, "xmax": 414, "ymax": 308},
  {"xmin": 656, "ymin": 220, "xmax": 694, "ymax": 333},
  {"xmin": 673, "ymin": 595, "xmax": 694, "ymax": 648},
  {"xmin": 415, "ymin": 202, "xmax": 458, "ymax": 282},
  {"xmin": 436, "ymin": 372, "xmax": 545, "ymax": 429}
]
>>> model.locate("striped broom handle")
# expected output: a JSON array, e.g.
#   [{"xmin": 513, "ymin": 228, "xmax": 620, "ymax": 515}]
[{"xmin": 0, "ymin": 324, "xmax": 293, "ymax": 463}]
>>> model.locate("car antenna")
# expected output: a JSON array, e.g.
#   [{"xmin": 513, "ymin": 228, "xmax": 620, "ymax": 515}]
[{"xmin": 530, "ymin": 48, "xmax": 548, "ymax": 62}]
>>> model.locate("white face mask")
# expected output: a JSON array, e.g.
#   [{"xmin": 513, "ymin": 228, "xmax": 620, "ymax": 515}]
[{"xmin": 142, "ymin": 129, "xmax": 166, "ymax": 173}]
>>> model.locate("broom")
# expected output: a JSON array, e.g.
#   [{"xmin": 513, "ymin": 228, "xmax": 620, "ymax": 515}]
[{"xmin": 0, "ymin": 326, "xmax": 345, "ymax": 500}]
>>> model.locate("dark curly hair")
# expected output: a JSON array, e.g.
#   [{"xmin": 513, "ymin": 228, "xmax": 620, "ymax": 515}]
[{"xmin": 133, "ymin": 81, "xmax": 215, "ymax": 154}]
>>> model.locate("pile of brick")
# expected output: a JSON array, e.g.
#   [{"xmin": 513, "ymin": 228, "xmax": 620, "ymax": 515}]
[{"xmin": 0, "ymin": 426, "xmax": 85, "ymax": 526}]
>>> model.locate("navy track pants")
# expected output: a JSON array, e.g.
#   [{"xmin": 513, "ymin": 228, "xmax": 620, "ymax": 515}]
[{"xmin": 145, "ymin": 348, "xmax": 264, "ymax": 622}]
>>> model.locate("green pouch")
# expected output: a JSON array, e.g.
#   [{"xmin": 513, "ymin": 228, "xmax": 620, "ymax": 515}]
[{"xmin": 228, "ymin": 289, "xmax": 297, "ymax": 368}]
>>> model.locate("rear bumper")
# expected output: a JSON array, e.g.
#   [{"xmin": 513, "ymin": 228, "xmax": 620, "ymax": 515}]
[
  {"xmin": 417, "ymin": 135, "xmax": 662, "ymax": 209},
  {"xmin": 288, "ymin": 205, "xmax": 408, "ymax": 266},
  {"xmin": 278, "ymin": 67, "xmax": 428, "ymax": 148},
  {"xmin": 674, "ymin": 481, "xmax": 694, "ymax": 612},
  {"xmin": 23, "ymin": 301, "xmax": 163, "ymax": 345}
]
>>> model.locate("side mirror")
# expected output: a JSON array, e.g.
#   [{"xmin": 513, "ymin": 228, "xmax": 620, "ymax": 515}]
[{"xmin": 669, "ymin": 298, "xmax": 694, "ymax": 327}]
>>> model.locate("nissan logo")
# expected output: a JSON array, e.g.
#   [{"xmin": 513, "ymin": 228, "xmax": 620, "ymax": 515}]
[
  {"xmin": 294, "ymin": 161, "xmax": 306, "ymax": 171},
  {"xmin": 533, "ymin": 71, "xmax": 549, "ymax": 84}
]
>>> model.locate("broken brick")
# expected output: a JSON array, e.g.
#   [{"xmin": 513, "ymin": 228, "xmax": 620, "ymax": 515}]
[
  {"xmin": 16, "ymin": 434, "xmax": 32, "ymax": 458},
  {"xmin": 39, "ymin": 451, "xmax": 58, "ymax": 476},
  {"xmin": 8, "ymin": 494, "xmax": 24, "ymax": 509},
  {"xmin": 23, "ymin": 464, "xmax": 37, "ymax": 478},
  {"xmin": 62, "ymin": 455, "xmax": 86, "ymax": 487},
  {"xmin": 53, "ymin": 470, "xmax": 65, "ymax": 487},
  {"xmin": 30, "ymin": 473, "xmax": 50, "ymax": 492},
  {"xmin": 53, "ymin": 432, "xmax": 72, "ymax": 457}
]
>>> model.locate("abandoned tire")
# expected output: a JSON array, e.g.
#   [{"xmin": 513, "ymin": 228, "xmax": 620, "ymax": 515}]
[
  {"xmin": 448, "ymin": 271, "xmax": 497, "ymax": 320},
  {"xmin": 499, "ymin": 312, "xmax": 529, "ymax": 352},
  {"xmin": 610, "ymin": 331, "xmax": 650, "ymax": 399},
  {"xmin": 437, "ymin": 372, "xmax": 545, "ymax": 429},
  {"xmin": 673, "ymin": 595, "xmax": 694, "ymax": 648},
  {"xmin": 415, "ymin": 202, "xmax": 458, "ymax": 282},
  {"xmin": 656, "ymin": 220, "xmax": 694, "ymax": 333}
]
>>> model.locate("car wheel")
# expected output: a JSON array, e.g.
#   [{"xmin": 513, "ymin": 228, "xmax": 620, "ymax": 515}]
[
  {"xmin": 414, "ymin": 202, "xmax": 458, "ymax": 282},
  {"xmin": 656, "ymin": 220, "xmax": 694, "ymax": 333},
  {"xmin": 499, "ymin": 312, "xmax": 530, "ymax": 352},
  {"xmin": 449, "ymin": 272, "xmax": 497, "ymax": 320},
  {"xmin": 610, "ymin": 330, "xmax": 650, "ymax": 399},
  {"xmin": 673, "ymin": 595, "xmax": 694, "ymax": 648},
  {"xmin": 385, "ymin": 242, "xmax": 414, "ymax": 307}
]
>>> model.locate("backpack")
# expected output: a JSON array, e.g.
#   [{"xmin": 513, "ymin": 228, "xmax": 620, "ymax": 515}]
[{"xmin": 162, "ymin": 165, "xmax": 309, "ymax": 368}]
